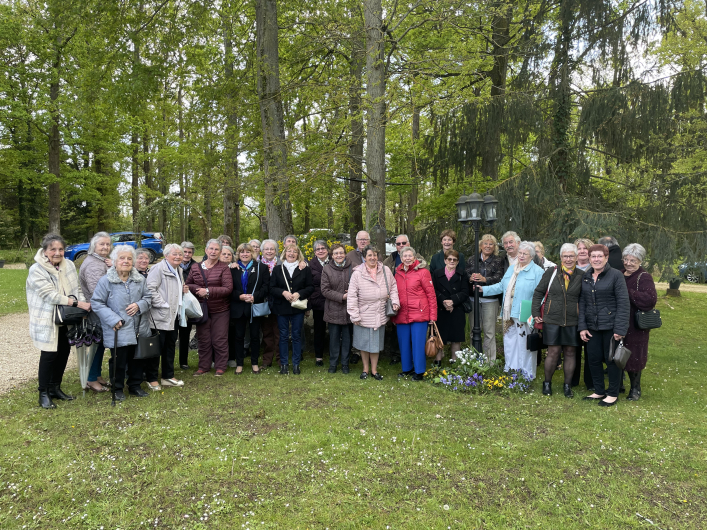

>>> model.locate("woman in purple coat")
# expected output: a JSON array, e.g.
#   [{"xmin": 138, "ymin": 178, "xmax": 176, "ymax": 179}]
[{"xmin": 621, "ymin": 243, "xmax": 658, "ymax": 401}]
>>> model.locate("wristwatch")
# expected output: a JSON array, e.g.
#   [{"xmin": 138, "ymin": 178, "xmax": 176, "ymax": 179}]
[
  {"xmin": 72, "ymin": 299, "xmax": 78, "ymax": 307},
  {"xmin": 205, "ymin": 288, "xmax": 210, "ymax": 298}
]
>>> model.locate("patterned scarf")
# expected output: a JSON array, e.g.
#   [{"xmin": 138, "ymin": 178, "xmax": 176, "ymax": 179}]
[
  {"xmin": 261, "ymin": 257, "xmax": 277, "ymax": 273},
  {"xmin": 502, "ymin": 261, "xmax": 523, "ymax": 334},
  {"xmin": 562, "ymin": 265, "xmax": 575, "ymax": 289}
]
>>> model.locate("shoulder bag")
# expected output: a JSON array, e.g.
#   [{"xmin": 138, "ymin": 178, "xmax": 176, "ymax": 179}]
[
  {"xmin": 609, "ymin": 337, "xmax": 632, "ymax": 370},
  {"xmin": 133, "ymin": 312, "xmax": 161, "ymax": 360},
  {"xmin": 282, "ymin": 265, "xmax": 308, "ymax": 310},
  {"xmin": 251, "ymin": 264, "xmax": 271, "ymax": 319},
  {"xmin": 187, "ymin": 265, "xmax": 210, "ymax": 325},
  {"xmin": 382, "ymin": 267, "xmax": 398, "ymax": 317},
  {"xmin": 54, "ymin": 295, "xmax": 89, "ymax": 325},
  {"xmin": 634, "ymin": 272, "xmax": 662, "ymax": 330},
  {"xmin": 534, "ymin": 267, "xmax": 558, "ymax": 330},
  {"xmin": 425, "ymin": 321, "xmax": 444, "ymax": 358}
]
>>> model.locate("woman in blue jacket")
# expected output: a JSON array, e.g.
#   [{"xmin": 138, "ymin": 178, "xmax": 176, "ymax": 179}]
[{"xmin": 479, "ymin": 241, "xmax": 544, "ymax": 379}]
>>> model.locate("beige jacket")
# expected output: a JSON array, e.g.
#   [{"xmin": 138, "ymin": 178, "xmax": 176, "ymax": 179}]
[
  {"xmin": 347, "ymin": 263, "xmax": 399, "ymax": 330},
  {"xmin": 146, "ymin": 260, "xmax": 184, "ymax": 330}
]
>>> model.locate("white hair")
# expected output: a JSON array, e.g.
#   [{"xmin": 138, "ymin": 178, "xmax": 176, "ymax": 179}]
[
  {"xmin": 221, "ymin": 245, "xmax": 235, "ymax": 262},
  {"xmin": 205, "ymin": 238, "xmax": 222, "ymax": 251},
  {"xmin": 261, "ymin": 239, "xmax": 277, "ymax": 250},
  {"xmin": 249, "ymin": 239, "xmax": 261, "ymax": 247},
  {"xmin": 622, "ymin": 243, "xmax": 646, "ymax": 263},
  {"xmin": 501, "ymin": 231, "xmax": 521, "ymax": 244},
  {"xmin": 180, "ymin": 241, "xmax": 195, "ymax": 250},
  {"xmin": 518, "ymin": 241, "xmax": 536, "ymax": 258},
  {"xmin": 135, "ymin": 248, "xmax": 151, "ymax": 259},
  {"xmin": 110, "ymin": 244, "xmax": 136, "ymax": 263},
  {"xmin": 88, "ymin": 231, "xmax": 111, "ymax": 254},
  {"xmin": 163, "ymin": 243, "xmax": 183, "ymax": 257},
  {"xmin": 395, "ymin": 234, "xmax": 409, "ymax": 242},
  {"xmin": 559, "ymin": 243, "xmax": 578, "ymax": 256},
  {"xmin": 399, "ymin": 245, "xmax": 416, "ymax": 257}
]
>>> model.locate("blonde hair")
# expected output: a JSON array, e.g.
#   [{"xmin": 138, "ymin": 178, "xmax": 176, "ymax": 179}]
[
  {"xmin": 479, "ymin": 234, "xmax": 499, "ymax": 255},
  {"xmin": 280, "ymin": 244, "xmax": 306, "ymax": 263}
]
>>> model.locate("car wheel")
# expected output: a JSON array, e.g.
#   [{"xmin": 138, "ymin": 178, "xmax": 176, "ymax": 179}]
[
  {"xmin": 74, "ymin": 252, "xmax": 87, "ymax": 267},
  {"xmin": 685, "ymin": 271, "xmax": 703, "ymax": 283},
  {"xmin": 146, "ymin": 249, "xmax": 157, "ymax": 264}
]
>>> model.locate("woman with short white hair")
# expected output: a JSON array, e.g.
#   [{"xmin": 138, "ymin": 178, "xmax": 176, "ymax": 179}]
[{"xmin": 135, "ymin": 248, "xmax": 151, "ymax": 277}]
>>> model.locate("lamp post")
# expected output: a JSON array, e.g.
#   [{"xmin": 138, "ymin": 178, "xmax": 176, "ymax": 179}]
[{"xmin": 457, "ymin": 192, "xmax": 498, "ymax": 353}]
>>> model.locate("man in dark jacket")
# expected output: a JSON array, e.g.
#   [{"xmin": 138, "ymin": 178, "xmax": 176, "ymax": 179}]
[
  {"xmin": 178, "ymin": 241, "xmax": 197, "ymax": 369},
  {"xmin": 308, "ymin": 240, "xmax": 330, "ymax": 366},
  {"xmin": 598, "ymin": 236, "xmax": 623, "ymax": 270}
]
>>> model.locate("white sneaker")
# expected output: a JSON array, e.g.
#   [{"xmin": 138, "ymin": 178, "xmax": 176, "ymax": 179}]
[{"xmin": 161, "ymin": 378, "xmax": 184, "ymax": 387}]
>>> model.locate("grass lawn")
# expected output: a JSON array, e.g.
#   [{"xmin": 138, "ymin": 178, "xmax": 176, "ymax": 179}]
[
  {"xmin": 1, "ymin": 288, "xmax": 706, "ymax": 529},
  {"xmin": 0, "ymin": 270, "xmax": 29, "ymax": 316}
]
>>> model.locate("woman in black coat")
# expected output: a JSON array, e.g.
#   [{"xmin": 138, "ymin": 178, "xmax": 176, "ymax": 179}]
[
  {"xmin": 431, "ymin": 250, "xmax": 470, "ymax": 366},
  {"xmin": 270, "ymin": 244, "xmax": 314, "ymax": 374},
  {"xmin": 578, "ymin": 244, "xmax": 630, "ymax": 407},
  {"xmin": 308, "ymin": 240, "xmax": 330, "ymax": 366},
  {"xmin": 230, "ymin": 243, "xmax": 270, "ymax": 374}
]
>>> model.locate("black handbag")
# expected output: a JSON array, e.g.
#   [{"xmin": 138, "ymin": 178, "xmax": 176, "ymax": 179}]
[
  {"xmin": 633, "ymin": 273, "xmax": 661, "ymax": 329},
  {"xmin": 54, "ymin": 295, "xmax": 89, "ymax": 325},
  {"xmin": 133, "ymin": 313, "xmax": 161, "ymax": 360},
  {"xmin": 526, "ymin": 331, "xmax": 542, "ymax": 351},
  {"xmin": 187, "ymin": 264, "xmax": 209, "ymax": 325},
  {"xmin": 462, "ymin": 296, "xmax": 473, "ymax": 313}
]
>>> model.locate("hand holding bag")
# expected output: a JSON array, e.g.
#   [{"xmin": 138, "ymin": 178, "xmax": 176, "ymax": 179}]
[
  {"xmin": 54, "ymin": 295, "xmax": 89, "ymax": 325},
  {"xmin": 183, "ymin": 291, "xmax": 203, "ymax": 319},
  {"xmin": 133, "ymin": 313, "xmax": 161, "ymax": 361},
  {"xmin": 609, "ymin": 337, "xmax": 632, "ymax": 370},
  {"xmin": 425, "ymin": 321, "xmax": 444, "ymax": 358},
  {"xmin": 382, "ymin": 267, "xmax": 398, "ymax": 317},
  {"xmin": 250, "ymin": 264, "xmax": 271, "ymax": 319},
  {"xmin": 633, "ymin": 273, "xmax": 662, "ymax": 329},
  {"xmin": 187, "ymin": 265, "xmax": 209, "ymax": 325},
  {"xmin": 282, "ymin": 265, "xmax": 308, "ymax": 310}
]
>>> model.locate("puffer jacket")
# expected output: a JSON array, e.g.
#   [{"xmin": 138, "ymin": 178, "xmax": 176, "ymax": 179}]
[
  {"xmin": 79, "ymin": 254, "xmax": 109, "ymax": 301},
  {"xmin": 382, "ymin": 251, "xmax": 427, "ymax": 276},
  {"xmin": 393, "ymin": 260, "xmax": 437, "ymax": 324},
  {"xmin": 146, "ymin": 260, "xmax": 184, "ymax": 330},
  {"xmin": 320, "ymin": 259, "xmax": 354, "ymax": 325},
  {"xmin": 91, "ymin": 267, "xmax": 152, "ymax": 348},
  {"xmin": 578, "ymin": 263, "xmax": 630, "ymax": 335},
  {"xmin": 531, "ymin": 266, "xmax": 583, "ymax": 326},
  {"xmin": 186, "ymin": 261, "xmax": 233, "ymax": 314},
  {"xmin": 307, "ymin": 256, "xmax": 329, "ymax": 311},
  {"xmin": 347, "ymin": 263, "xmax": 399, "ymax": 330}
]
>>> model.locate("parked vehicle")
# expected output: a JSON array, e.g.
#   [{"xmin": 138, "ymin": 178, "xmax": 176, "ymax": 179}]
[
  {"xmin": 678, "ymin": 261, "xmax": 707, "ymax": 283},
  {"xmin": 64, "ymin": 232, "xmax": 164, "ymax": 263}
]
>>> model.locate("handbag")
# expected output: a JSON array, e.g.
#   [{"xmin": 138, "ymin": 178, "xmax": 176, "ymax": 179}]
[
  {"xmin": 382, "ymin": 267, "xmax": 398, "ymax": 317},
  {"xmin": 526, "ymin": 330, "xmax": 542, "ymax": 351},
  {"xmin": 281, "ymin": 265, "xmax": 308, "ymax": 310},
  {"xmin": 187, "ymin": 265, "xmax": 209, "ymax": 325},
  {"xmin": 54, "ymin": 295, "xmax": 89, "ymax": 325},
  {"xmin": 535, "ymin": 267, "xmax": 558, "ymax": 330},
  {"xmin": 633, "ymin": 273, "xmax": 661, "ymax": 329},
  {"xmin": 609, "ymin": 337, "xmax": 632, "ymax": 370},
  {"xmin": 183, "ymin": 291, "xmax": 203, "ymax": 319},
  {"xmin": 425, "ymin": 321, "xmax": 444, "ymax": 358},
  {"xmin": 133, "ymin": 313, "xmax": 161, "ymax": 360},
  {"xmin": 462, "ymin": 296, "xmax": 473, "ymax": 314},
  {"xmin": 250, "ymin": 264, "xmax": 271, "ymax": 319}
]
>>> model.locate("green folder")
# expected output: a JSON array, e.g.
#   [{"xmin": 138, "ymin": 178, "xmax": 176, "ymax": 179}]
[{"xmin": 520, "ymin": 300, "xmax": 532, "ymax": 322}]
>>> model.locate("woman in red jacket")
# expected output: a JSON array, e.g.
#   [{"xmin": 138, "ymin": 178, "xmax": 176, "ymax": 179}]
[{"xmin": 394, "ymin": 246, "xmax": 437, "ymax": 380}]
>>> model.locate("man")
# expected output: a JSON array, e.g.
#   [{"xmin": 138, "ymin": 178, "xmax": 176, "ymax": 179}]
[
  {"xmin": 598, "ymin": 236, "xmax": 623, "ymax": 270},
  {"xmin": 178, "ymin": 241, "xmax": 197, "ymax": 369},
  {"xmin": 283, "ymin": 235, "xmax": 297, "ymax": 247},
  {"xmin": 346, "ymin": 231, "xmax": 370, "ymax": 267},
  {"xmin": 500, "ymin": 231, "xmax": 521, "ymax": 274}
]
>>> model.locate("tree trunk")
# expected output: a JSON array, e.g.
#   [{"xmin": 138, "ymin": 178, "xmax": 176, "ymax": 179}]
[
  {"xmin": 256, "ymin": 0, "xmax": 293, "ymax": 241},
  {"xmin": 348, "ymin": 13, "xmax": 365, "ymax": 244},
  {"xmin": 131, "ymin": 130, "xmax": 140, "ymax": 234},
  {"xmin": 408, "ymin": 91, "xmax": 420, "ymax": 240},
  {"xmin": 223, "ymin": 14, "xmax": 241, "ymax": 246},
  {"xmin": 178, "ymin": 85, "xmax": 186, "ymax": 242},
  {"xmin": 143, "ymin": 128, "xmax": 153, "ymax": 231},
  {"xmin": 363, "ymin": 0, "xmax": 387, "ymax": 252},
  {"xmin": 48, "ymin": 50, "xmax": 61, "ymax": 234}
]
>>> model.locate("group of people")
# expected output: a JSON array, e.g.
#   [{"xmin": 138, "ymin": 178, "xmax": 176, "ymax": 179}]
[{"xmin": 26, "ymin": 227, "xmax": 657, "ymax": 409}]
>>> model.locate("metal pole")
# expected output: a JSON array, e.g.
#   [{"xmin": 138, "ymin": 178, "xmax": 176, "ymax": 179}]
[{"xmin": 471, "ymin": 220, "xmax": 483, "ymax": 353}]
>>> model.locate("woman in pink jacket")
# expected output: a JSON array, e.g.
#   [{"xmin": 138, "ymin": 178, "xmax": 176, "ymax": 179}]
[
  {"xmin": 347, "ymin": 246, "xmax": 400, "ymax": 380},
  {"xmin": 394, "ymin": 246, "xmax": 438, "ymax": 380}
]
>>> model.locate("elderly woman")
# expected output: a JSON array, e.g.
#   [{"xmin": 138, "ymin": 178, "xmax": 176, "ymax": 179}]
[
  {"xmin": 230, "ymin": 243, "xmax": 270, "ymax": 374},
  {"xmin": 571, "ymin": 237, "xmax": 595, "ymax": 388},
  {"xmin": 145, "ymin": 243, "xmax": 189, "ymax": 389},
  {"xmin": 91, "ymin": 245, "xmax": 152, "ymax": 400},
  {"xmin": 532, "ymin": 243, "xmax": 583, "ymax": 397},
  {"xmin": 479, "ymin": 241, "xmax": 544, "ymax": 379},
  {"xmin": 466, "ymin": 234, "xmax": 505, "ymax": 362},
  {"xmin": 259, "ymin": 239, "xmax": 281, "ymax": 368},
  {"xmin": 187, "ymin": 239, "xmax": 234, "ymax": 376},
  {"xmin": 308, "ymin": 240, "xmax": 330, "ymax": 366},
  {"xmin": 249, "ymin": 239, "xmax": 262, "ymax": 260},
  {"xmin": 534, "ymin": 242, "xmax": 556, "ymax": 270},
  {"xmin": 574, "ymin": 238, "xmax": 593, "ymax": 271},
  {"xmin": 394, "ymin": 245, "xmax": 436, "ymax": 380},
  {"xmin": 79, "ymin": 231, "xmax": 112, "ymax": 392},
  {"xmin": 429, "ymin": 229, "xmax": 465, "ymax": 273},
  {"xmin": 26, "ymin": 234, "xmax": 90, "ymax": 408},
  {"xmin": 321, "ymin": 244, "xmax": 353, "ymax": 373},
  {"xmin": 579, "ymin": 244, "xmax": 630, "ymax": 406},
  {"xmin": 178, "ymin": 241, "xmax": 197, "ymax": 370},
  {"xmin": 135, "ymin": 249, "xmax": 151, "ymax": 277},
  {"xmin": 348, "ymin": 246, "xmax": 400, "ymax": 380},
  {"xmin": 621, "ymin": 243, "xmax": 657, "ymax": 401},
  {"xmin": 432, "ymin": 250, "xmax": 469, "ymax": 366},
  {"xmin": 220, "ymin": 245, "xmax": 235, "ymax": 265},
  {"xmin": 270, "ymin": 244, "xmax": 313, "ymax": 374}
]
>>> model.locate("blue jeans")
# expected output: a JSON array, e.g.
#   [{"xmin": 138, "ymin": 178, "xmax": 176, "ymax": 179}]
[
  {"xmin": 397, "ymin": 322, "xmax": 428, "ymax": 375},
  {"xmin": 277, "ymin": 313, "xmax": 304, "ymax": 366},
  {"xmin": 88, "ymin": 341, "xmax": 105, "ymax": 382}
]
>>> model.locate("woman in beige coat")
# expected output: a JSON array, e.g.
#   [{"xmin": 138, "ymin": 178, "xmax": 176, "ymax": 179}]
[{"xmin": 347, "ymin": 246, "xmax": 399, "ymax": 380}]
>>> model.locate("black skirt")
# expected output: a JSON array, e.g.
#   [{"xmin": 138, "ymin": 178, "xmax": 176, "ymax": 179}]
[
  {"xmin": 542, "ymin": 323, "xmax": 579, "ymax": 347},
  {"xmin": 436, "ymin": 306, "xmax": 466, "ymax": 343}
]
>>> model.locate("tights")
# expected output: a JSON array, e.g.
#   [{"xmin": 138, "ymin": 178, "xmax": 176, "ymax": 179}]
[{"xmin": 544, "ymin": 345, "xmax": 576, "ymax": 384}]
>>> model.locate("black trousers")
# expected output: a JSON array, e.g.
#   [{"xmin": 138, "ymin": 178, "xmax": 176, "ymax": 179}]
[
  {"xmin": 38, "ymin": 326, "xmax": 71, "ymax": 392},
  {"xmin": 145, "ymin": 317, "xmax": 179, "ymax": 381},
  {"xmin": 313, "ymin": 309, "xmax": 326, "ymax": 358},
  {"xmin": 231, "ymin": 315, "xmax": 262, "ymax": 367},
  {"xmin": 110, "ymin": 345, "xmax": 144, "ymax": 391},
  {"xmin": 571, "ymin": 340, "xmax": 593, "ymax": 388},
  {"xmin": 328, "ymin": 323, "xmax": 351, "ymax": 369},
  {"xmin": 178, "ymin": 323, "xmax": 193, "ymax": 367},
  {"xmin": 587, "ymin": 329, "xmax": 621, "ymax": 397}
]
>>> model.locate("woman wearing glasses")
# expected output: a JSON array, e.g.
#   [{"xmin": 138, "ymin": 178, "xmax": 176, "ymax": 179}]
[
  {"xmin": 431, "ymin": 250, "xmax": 470, "ymax": 365},
  {"xmin": 308, "ymin": 240, "xmax": 331, "ymax": 366}
]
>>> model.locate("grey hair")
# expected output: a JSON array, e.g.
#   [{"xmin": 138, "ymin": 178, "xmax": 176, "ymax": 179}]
[
  {"xmin": 110, "ymin": 244, "xmax": 136, "ymax": 262},
  {"xmin": 313, "ymin": 239, "xmax": 329, "ymax": 252},
  {"xmin": 135, "ymin": 248, "xmax": 151, "ymax": 260},
  {"xmin": 518, "ymin": 241, "xmax": 536, "ymax": 259},
  {"xmin": 598, "ymin": 236, "xmax": 619, "ymax": 248},
  {"xmin": 180, "ymin": 241, "xmax": 195, "ymax": 250},
  {"xmin": 249, "ymin": 239, "xmax": 261, "ymax": 247},
  {"xmin": 395, "ymin": 234, "xmax": 409, "ymax": 242},
  {"xmin": 283, "ymin": 234, "xmax": 297, "ymax": 243},
  {"xmin": 163, "ymin": 243, "xmax": 183, "ymax": 257},
  {"xmin": 88, "ymin": 231, "xmax": 111, "ymax": 254},
  {"xmin": 261, "ymin": 239, "xmax": 277, "ymax": 250},
  {"xmin": 41, "ymin": 233, "xmax": 66, "ymax": 251},
  {"xmin": 559, "ymin": 243, "xmax": 578, "ymax": 256},
  {"xmin": 399, "ymin": 245, "xmax": 417, "ymax": 257},
  {"xmin": 501, "ymin": 231, "xmax": 521, "ymax": 244},
  {"xmin": 205, "ymin": 238, "xmax": 222, "ymax": 251},
  {"xmin": 622, "ymin": 243, "xmax": 646, "ymax": 263},
  {"xmin": 221, "ymin": 245, "xmax": 235, "ymax": 261}
]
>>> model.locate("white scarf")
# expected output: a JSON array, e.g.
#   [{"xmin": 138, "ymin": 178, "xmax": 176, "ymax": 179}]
[
  {"xmin": 502, "ymin": 261, "xmax": 523, "ymax": 333},
  {"xmin": 283, "ymin": 260, "xmax": 298, "ymax": 277}
]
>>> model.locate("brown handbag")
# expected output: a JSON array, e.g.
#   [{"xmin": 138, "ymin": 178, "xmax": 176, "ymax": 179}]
[{"xmin": 425, "ymin": 321, "xmax": 444, "ymax": 358}]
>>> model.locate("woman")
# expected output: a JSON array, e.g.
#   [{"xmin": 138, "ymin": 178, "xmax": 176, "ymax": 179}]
[
  {"xmin": 432, "ymin": 250, "xmax": 469, "ymax": 366},
  {"xmin": 480, "ymin": 241, "xmax": 544, "ymax": 379},
  {"xmin": 308, "ymin": 240, "xmax": 330, "ymax": 366},
  {"xmin": 270, "ymin": 244, "xmax": 314, "ymax": 374},
  {"xmin": 146, "ymin": 243, "xmax": 189, "ymax": 389},
  {"xmin": 91, "ymin": 245, "xmax": 152, "ymax": 401},
  {"xmin": 621, "ymin": 243, "xmax": 657, "ymax": 401},
  {"xmin": 578, "ymin": 244, "xmax": 630, "ymax": 406},
  {"xmin": 26, "ymin": 234, "xmax": 90, "ymax": 409},
  {"xmin": 534, "ymin": 242, "xmax": 556, "ymax": 270},
  {"xmin": 466, "ymin": 234, "xmax": 505, "ymax": 362},
  {"xmin": 429, "ymin": 229, "xmax": 465, "ymax": 273},
  {"xmin": 571, "ymin": 238, "xmax": 595, "ymax": 388},
  {"xmin": 186, "ymin": 239, "xmax": 234, "ymax": 376},
  {"xmin": 574, "ymin": 238, "xmax": 593, "ymax": 271},
  {"xmin": 260, "ymin": 239, "xmax": 281, "ymax": 368},
  {"xmin": 178, "ymin": 241, "xmax": 197, "ymax": 369},
  {"xmin": 532, "ymin": 243, "xmax": 583, "ymax": 397},
  {"xmin": 135, "ymin": 249, "xmax": 151, "ymax": 277},
  {"xmin": 220, "ymin": 245, "xmax": 235, "ymax": 265},
  {"xmin": 249, "ymin": 239, "xmax": 262, "ymax": 260},
  {"xmin": 79, "ymin": 231, "xmax": 112, "ymax": 392},
  {"xmin": 230, "ymin": 243, "xmax": 270, "ymax": 374},
  {"xmin": 348, "ymin": 246, "xmax": 400, "ymax": 380},
  {"xmin": 321, "ymin": 244, "xmax": 353, "ymax": 373},
  {"xmin": 394, "ymin": 246, "xmax": 436, "ymax": 380}
]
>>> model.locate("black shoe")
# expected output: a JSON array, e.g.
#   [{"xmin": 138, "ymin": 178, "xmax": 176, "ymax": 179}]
[
  {"xmin": 350, "ymin": 355, "xmax": 360, "ymax": 365},
  {"xmin": 598, "ymin": 399, "xmax": 617, "ymax": 407},
  {"xmin": 582, "ymin": 395, "xmax": 606, "ymax": 401},
  {"xmin": 328, "ymin": 367, "xmax": 336, "ymax": 373},
  {"xmin": 411, "ymin": 373, "xmax": 424, "ymax": 381},
  {"xmin": 180, "ymin": 364, "xmax": 189, "ymax": 370},
  {"xmin": 563, "ymin": 384, "xmax": 574, "ymax": 398},
  {"xmin": 49, "ymin": 386, "xmax": 75, "ymax": 401},
  {"xmin": 398, "ymin": 370, "xmax": 414, "ymax": 378},
  {"xmin": 113, "ymin": 390, "xmax": 126, "ymax": 402},
  {"xmin": 360, "ymin": 372, "xmax": 368, "ymax": 380},
  {"xmin": 433, "ymin": 360, "xmax": 442, "ymax": 368},
  {"xmin": 315, "ymin": 359, "xmax": 324, "ymax": 366},
  {"xmin": 371, "ymin": 372, "xmax": 383, "ymax": 380},
  {"xmin": 280, "ymin": 365, "xmax": 289, "ymax": 375},
  {"xmin": 129, "ymin": 388, "xmax": 149, "ymax": 397},
  {"xmin": 542, "ymin": 381, "xmax": 552, "ymax": 396},
  {"xmin": 627, "ymin": 371, "xmax": 642, "ymax": 401},
  {"xmin": 293, "ymin": 365, "xmax": 301, "ymax": 375},
  {"xmin": 38, "ymin": 391, "xmax": 56, "ymax": 409},
  {"xmin": 389, "ymin": 356, "xmax": 400, "ymax": 364},
  {"xmin": 265, "ymin": 363, "xmax": 272, "ymax": 368},
  {"xmin": 342, "ymin": 366, "xmax": 350, "ymax": 374}
]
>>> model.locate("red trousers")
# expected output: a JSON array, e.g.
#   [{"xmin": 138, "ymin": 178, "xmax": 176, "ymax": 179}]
[
  {"xmin": 260, "ymin": 314, "xmax": 280, "ymax": 366},
  {"xmin": 196, "ymin": 310, "xmax": 230, "ymax": 372}
]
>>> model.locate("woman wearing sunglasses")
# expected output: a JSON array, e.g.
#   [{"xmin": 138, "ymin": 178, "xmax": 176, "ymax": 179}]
[{"xmin": 431, "ymin": 250, "xmax": 470, "ymax": 365}]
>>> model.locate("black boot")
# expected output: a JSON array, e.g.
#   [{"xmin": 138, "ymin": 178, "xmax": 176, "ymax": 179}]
[
  {"xmin": 279, "ymin": 364, "xmax": 289, "ymax": 375},
  {"xmin": 433, "ymin": 360, "xmax": 442, "ymax": 368},
  {"xmin": 563, "ymin": 383, "xmax": 574, "ymax": 398},
  {"xmin": 39, "ymin": 391, "xmax": 56, "ymax": 409},
  {"xmin": 293, "ymin": 365, "xmax": 301, "ymax": 375},
  {"xmin": 627, "ymin": 371, "xmax": 642, "ymax": 401},
  {"xmin": 542, "ymin": 381, "xmax": 552, "ymax": 396},
  {"xmin": 49, "ymin": 386, "xmax": 75, "ymax": 401}
]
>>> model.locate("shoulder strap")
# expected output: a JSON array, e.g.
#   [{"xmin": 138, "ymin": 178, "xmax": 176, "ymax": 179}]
[
  {"xmin": 382, "ymin": 266, "xmax": 391, "ymax": 297},
  {"xmin": 199, "ymin": 263, "xmax": 208, "ymax": 288},
  {"xmin": 541, "ymin": 267, "xmax": 558, "ymax": 306},
  {"xmin": 251, "ymin": 263, "xmax": 260, "ymax": 296},
  {"xmin": 281, "ymin": 264, "xmax": 292, "ymax": 292}
]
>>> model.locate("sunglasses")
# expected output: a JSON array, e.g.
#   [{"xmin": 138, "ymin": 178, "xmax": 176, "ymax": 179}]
[
  {"xmin": 446, "ymin": 258, "xmax": 458, "ymax": 262},
  {"xmin": 395, "ymin": 242, "xmax": 408, "ymax": 246}
]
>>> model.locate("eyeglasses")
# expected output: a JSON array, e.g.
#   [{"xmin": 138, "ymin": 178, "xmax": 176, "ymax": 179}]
[
  {"xmin": 356, "ymin": 238, "xmax": 370, "ymax": 242},
  {"xmin": 446, "ymin": 258, "xmax": 458, "ymax": 262},
  {"xmin": 395, "ymin": 242, "xmax": 408, "ymax": 246},
  {"xmin": 315, "ymin": 247, "xmax": 328, "ymax": 251}
]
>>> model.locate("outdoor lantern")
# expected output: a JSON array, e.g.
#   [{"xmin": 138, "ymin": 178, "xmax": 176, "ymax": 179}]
[
  {"xmin": 483, "ymin": 194, "xmax": 498, "ymax": 222},
  {"xmin": 466, "ymin": 193, "xmax": 483, "ymax": 221},
  {"xmin": 456, "ymin": 194, "xmax": 469, "ymax": 222}
]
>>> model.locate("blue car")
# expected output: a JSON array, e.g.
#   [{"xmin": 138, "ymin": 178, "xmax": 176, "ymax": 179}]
[
  {"xmin": 678, "ymin": 261, "xmax": 707, "ymax": 283},
  {"xmin": 65, "ymin": 232, "xmax": 165, "ymax": 263}
]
